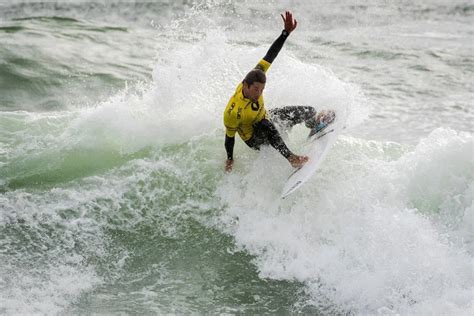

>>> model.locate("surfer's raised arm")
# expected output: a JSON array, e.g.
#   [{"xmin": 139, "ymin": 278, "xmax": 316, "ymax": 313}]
[
  {"xmin": 261, "ymin": 11, "xmax": 297, "ymax": 65},
  {"xmin": 248, "ymin": 11, "xmax": 298, "ymax": 76}
]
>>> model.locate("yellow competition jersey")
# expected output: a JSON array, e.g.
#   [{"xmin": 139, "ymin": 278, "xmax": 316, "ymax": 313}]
[{"xmin": 223, "ymin": 59, "xmax": 271, "ymax": 141}]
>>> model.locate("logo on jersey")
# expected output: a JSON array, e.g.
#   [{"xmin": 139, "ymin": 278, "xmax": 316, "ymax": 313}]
[
  {"xmin": 237, "ymin": 107, "xmax": 242, "ymax": 119},
  {"xmin": 227, "ymin": 102, "xmax": 235, "ymax": 115}
]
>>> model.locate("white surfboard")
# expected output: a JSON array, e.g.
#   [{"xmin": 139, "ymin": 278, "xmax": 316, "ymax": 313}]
[{"xmin": 281, "ymin": 121, "xmax": 342, "ymax": 198}]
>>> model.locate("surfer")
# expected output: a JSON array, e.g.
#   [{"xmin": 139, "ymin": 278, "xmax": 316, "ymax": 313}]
[{"xmin": 223, "ymin": 11, "xmax": 334, "ymax": 172}]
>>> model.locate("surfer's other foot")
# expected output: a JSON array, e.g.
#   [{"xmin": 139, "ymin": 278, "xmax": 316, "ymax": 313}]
[
  {"xmin": 308, "ymin": 110, "xmax": 336, "ymax": 138},
  {"xmin": 288, "ymin": 154, "xmax": 308, "ymax": 168}
]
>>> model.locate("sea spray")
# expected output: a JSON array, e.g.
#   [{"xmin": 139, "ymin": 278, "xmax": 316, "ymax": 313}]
[{"xmin": 216, "ymin": 128, "xmax": 473, "ymax": 314}]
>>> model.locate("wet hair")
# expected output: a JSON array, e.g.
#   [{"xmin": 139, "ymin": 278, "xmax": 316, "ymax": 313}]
[{"xmin": 243, "ymin": 69, "xmax": 266, "ymax": 86}]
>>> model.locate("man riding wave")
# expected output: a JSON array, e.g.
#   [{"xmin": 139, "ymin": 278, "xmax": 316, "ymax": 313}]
[{"xmin": 223, "ymin": 11, "xmax": 335, "ymax": 172}]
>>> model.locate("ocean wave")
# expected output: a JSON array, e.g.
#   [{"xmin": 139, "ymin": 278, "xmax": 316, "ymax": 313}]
[
  {"xmin": 1, "ymin": 0, "xmax": 472, "ymax": 313},
  {"xmin": 217, "ymin": 127, "xmax": 473, "ymax": 314}
]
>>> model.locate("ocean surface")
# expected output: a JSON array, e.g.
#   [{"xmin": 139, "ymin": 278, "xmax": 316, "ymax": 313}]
[{"xmin": 0, "ymin": 0, "xmax": 473, "ymax": 314}]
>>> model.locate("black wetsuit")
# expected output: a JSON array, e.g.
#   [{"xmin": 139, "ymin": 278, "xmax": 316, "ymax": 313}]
[{"xmin": 246, "ymin": 106, "xmax": 317, "ymax": 158}]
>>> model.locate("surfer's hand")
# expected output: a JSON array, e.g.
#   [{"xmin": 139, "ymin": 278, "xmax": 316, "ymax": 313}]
[
  {"xmin": 288, "ymin": 154, "xmax": 308, "ymax": 168},
  {"xmin": 281, "ymin": 11, "xmax": 297, "ymax": 33},
  {"xmin": 225, "ymin": 159, "xmax": 233, "ymax": 173}
]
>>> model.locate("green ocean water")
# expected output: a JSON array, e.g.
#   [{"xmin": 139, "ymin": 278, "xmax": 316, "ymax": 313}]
[{"xmin": 1, "ymin": 1, "xmax": 473, "ymax": 314}]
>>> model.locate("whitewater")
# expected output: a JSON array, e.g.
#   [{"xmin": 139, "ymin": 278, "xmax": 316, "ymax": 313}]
[{"xmin": 0, "ymin": 1, "xmax": 472, "ymax": 314}]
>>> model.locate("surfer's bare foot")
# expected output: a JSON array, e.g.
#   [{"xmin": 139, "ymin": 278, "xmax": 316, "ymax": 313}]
[
  {"xmin": 288, "ymin": 154, "xmax": 308, "ymax": 168},
  {"xmin": 225, "ymin": 159, "xmax": 233, "ymax": 173}
]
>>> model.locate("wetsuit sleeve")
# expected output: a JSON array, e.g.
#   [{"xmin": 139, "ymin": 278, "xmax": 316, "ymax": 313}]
[
  {"xmin": 263, "ymin": 30, "xmax": 289, "ymax": 64},
  {"xmin": 225, "ymin": 135, "xmax": 235, "ymax": 160}
]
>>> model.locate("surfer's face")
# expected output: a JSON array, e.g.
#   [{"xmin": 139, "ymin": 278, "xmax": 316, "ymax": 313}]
[{"xmin": 243, "ymin": 81, "xmax": 265, "ymax": 103}]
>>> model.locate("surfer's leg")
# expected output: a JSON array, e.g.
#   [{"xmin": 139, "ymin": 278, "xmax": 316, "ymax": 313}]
[
  {"xmin": 244, "ymin": 132, "xmax": 264, "ymax": 150},
  {"xmin": 246, "ymin": 118, "xmax": 293, "ymax": 158},
  {"xmin": 245, "ymin": 120, "xmax": 268, "ymax": 150},
  {"xmin": 268, "ymin": 106, "xmax": 317, "ymax": 129}
]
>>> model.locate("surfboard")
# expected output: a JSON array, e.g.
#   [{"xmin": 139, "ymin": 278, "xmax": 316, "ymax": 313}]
[{"xmin": 281, "ymin": 121, "xmax": 342, "ymax": 198}]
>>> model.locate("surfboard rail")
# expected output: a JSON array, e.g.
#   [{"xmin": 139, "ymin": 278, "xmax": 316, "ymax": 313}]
[{"xmin": 281, "ymin": 123, "xmax": 342, "ymax": 198}]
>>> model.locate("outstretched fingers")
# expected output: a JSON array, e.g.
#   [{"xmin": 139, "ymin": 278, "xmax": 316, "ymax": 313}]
[
  {"xmin": 281, "ymin": 11, "xmax": 292, "ymax": 23},
  {"xmin": 281, "ymin": 11, "xmax": 297, "ymax": 33}
]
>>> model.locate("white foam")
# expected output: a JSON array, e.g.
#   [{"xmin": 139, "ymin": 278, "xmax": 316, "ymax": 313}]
[
  {"xmin": 216, "ymin": 128, "xmax": 473, "ymax": 314},
  {"xmin": 0, "ymin": 156, "xmax": 190, "ymax": 314},
  {"xmin": 0, "ymin": 260, "xmax": 100, "ymax": 315}
]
